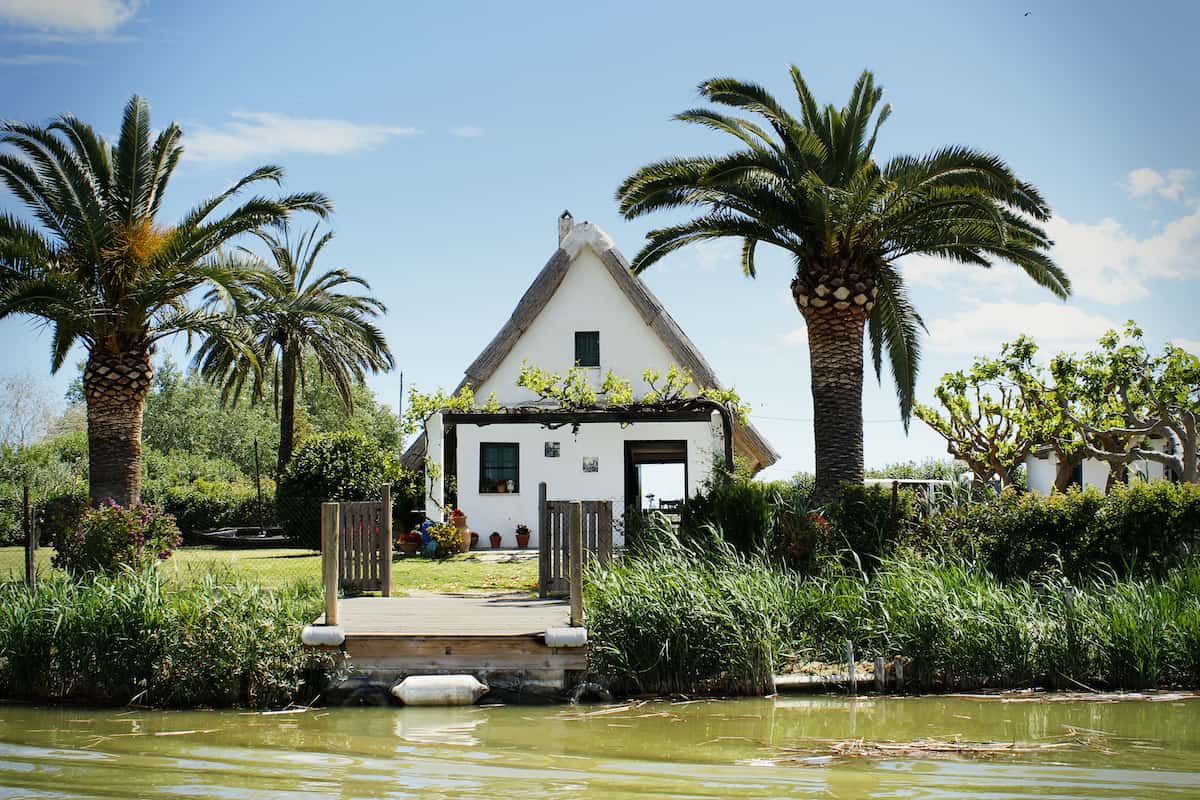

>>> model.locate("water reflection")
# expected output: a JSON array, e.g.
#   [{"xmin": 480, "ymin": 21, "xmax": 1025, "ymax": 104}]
[{"xmin": 0, "ymin": 695, "xmax": 1196, "ymax": 798}]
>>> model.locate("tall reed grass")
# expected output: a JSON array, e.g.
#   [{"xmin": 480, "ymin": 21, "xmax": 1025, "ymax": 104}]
[
  {"xmin": 0, "ymin": 569, "xmax": 334, "ymax": 707},
  {"xmin": 586, "ymin": 524, "xmax": 1200, "ymax": 696}
]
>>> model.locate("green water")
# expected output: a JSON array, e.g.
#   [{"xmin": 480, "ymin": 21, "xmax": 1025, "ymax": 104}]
[{"xmin": 1, "ymin": 695, "xmax": 1198, "ymax": 798}]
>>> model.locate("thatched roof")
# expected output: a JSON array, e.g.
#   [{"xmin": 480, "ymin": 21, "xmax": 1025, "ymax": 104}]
[{"xmin": 402, "ymin": 219, "xmax": 780, "ymax": 473}]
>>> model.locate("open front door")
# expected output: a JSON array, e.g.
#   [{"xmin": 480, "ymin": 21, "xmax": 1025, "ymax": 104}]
[{"xmin": 623, "ymin": 440, "xmax": 688, "ymax": 513}]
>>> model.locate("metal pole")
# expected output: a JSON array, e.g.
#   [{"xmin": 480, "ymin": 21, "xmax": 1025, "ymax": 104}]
[{"xmin": 23, "ymin": 484, "xmax": 34, "ymax": 592}]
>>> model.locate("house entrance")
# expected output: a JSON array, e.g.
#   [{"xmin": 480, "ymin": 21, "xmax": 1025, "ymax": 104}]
[{"xmin": 624, "ymin": 440, "xmax": 688, "ymax": 515}]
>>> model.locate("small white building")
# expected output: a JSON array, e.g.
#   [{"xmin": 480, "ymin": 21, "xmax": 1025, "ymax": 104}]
[
  {"xmin": 1024, "ymin": 446, "xmax": 1170, "ymax": 495},
  {"xmin": 403, "ymin": 213, "xmax": 778, "ymax": 546}
]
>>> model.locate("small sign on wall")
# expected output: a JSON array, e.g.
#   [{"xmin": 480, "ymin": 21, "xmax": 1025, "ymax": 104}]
[
  {"xmin": 545, "ymin": 442, "xmax": 560, "ymax": 457},
  {"xmin": 582, "ymin": 457, "xmax": 599, "ymax": 473}
]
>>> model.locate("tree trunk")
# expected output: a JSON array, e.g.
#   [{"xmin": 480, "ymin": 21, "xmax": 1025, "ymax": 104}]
[
  {"xmin": 277, "ymin": 346, "xmax": 298, "ymax": 475},
  {"xmin": 83, "ymin": 345, "xmax": 152, "ymax": 506}
]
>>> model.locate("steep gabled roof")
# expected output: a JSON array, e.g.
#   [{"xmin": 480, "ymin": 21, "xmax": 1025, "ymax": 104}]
[{"xmin": 403, "ymin": 220, "xmax": 780, "ymax": 473}]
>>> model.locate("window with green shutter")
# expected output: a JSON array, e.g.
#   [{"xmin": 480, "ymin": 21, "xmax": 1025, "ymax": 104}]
[
  {"xmin": 480, "ymin": 443, "xmax": 519, "ymax": 493},
  {"xmin": 575, "ymin": 331, "xmax": 600, "ymax": 367}
]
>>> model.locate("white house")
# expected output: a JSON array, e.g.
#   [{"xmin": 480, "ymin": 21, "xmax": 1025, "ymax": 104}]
[
  {"xmin": 403, "ymin": 212, "xmax": 779, "ymax": 546},
  {"xmin": 1024, "ymin": 446, "xmax": 1170, "ymax": 495}
]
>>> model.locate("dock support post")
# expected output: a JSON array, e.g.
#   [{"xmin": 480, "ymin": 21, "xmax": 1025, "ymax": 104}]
[
  {"xmin": 894, "ymin": 656, "xmax": 904, "ymax": 693},
  {"xmin": 845, "ymin": 640, "xmax": 857, "ymax": 695},
  {"xmin": 874, "ymin": 655, "xmax": 885, "ymax": 693},
  {"xmin": 380, "ymin": 484, "xmax": 393, "ymax": 597},
  {"xmin": 569, "ymin": 500, "xmax": 583, "ymax": 627},
  {"xmin": 322, "ymin": 502, "xmax": 340, "ymax": 626}
]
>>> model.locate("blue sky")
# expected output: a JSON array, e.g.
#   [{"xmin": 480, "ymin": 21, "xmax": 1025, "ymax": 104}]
[{"xmin": 1, "ymin": 0, "xmax": 1198, "ymax": 481}]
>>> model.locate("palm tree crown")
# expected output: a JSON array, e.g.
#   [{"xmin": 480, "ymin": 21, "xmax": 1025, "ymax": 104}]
[
  {"xmin": 617, "ymin": 67, "xmax": 1069, "ymax": 501},
  {"xmin": 195, "ymin": 223, "xmax": 393, "ymax": 473},
  {"xmin": 0, "ymin": 95, "xmax": 332, "ymax": 504}
]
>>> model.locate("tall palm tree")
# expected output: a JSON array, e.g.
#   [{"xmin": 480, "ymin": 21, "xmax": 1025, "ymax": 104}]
[
  {"xmin": 617, "ymin": 68, "xmax": 1069, "ymax": 502},
  {"xmin": 195, "ymin": 223, "xmax": 393, "ymax": 473},
  {"xmin": 0, "ymin": 96, "xmax": 331, "ymax": 505}
]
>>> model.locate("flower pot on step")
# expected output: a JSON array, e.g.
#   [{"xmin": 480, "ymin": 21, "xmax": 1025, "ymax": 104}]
[{"xmin": 489, "ymin": 531, "xmax": 502, "ymax": 548}]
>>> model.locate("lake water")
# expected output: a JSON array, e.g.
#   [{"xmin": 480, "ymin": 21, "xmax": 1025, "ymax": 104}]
[{"xmin": 1, "ymin": 694, "xmax": 1197, "ymax": 798}]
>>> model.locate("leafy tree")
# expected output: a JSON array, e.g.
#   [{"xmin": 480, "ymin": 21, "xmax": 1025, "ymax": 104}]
[
  {"xmin": 616, "ymin": 67, "xmax": 1067, "ymax": 502},
  {"xmin": 0, "ymin": 96, "xmax": 330, "ymax": 505},
  {"xmin": 195, "ymin": 223, "xmax": 393, "ymax": 473}
]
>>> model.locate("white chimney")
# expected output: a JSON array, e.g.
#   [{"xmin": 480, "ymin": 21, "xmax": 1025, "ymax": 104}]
[{"xmin": 558, "ymin": 210, "xmax": 574, "ymax": 244}]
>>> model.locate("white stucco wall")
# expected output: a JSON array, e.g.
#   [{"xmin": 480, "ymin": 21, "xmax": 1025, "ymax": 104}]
[
  {"xmin": 472, "ymin": 243, "xmax": 682, "ymax": 403},
  {"xmin": 1025, "ymin": 453, "xmax": 1169, "ymax": 494},
  {"xmin": 450, "ymin": 418, "xmax": 721, "ymax": 547}
]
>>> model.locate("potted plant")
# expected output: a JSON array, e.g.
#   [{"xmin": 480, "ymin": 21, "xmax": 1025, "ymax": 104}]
[
  {"xmin": 450, "ymin": 508, "xmax": 468, "ymax": 528},
  {"xmin": 470, "ymin": 531, "xmax": 479, "ymax": 549},
  {"xmin": 398, "ymin": 530, "xmax": 422, "ymax": 556},
  {"xmin": 489, "ymin": 531, "xmax": 502, "ymax": 549},
  {"xmin": 515, "ymin": 523, "xmax": 531, "ymax": 549}
]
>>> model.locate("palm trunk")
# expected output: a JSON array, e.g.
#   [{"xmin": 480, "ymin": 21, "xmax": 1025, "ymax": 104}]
[
  {"xmin": 793, "ymin": 264, "xmax": 876, "ymax": 506},
  {"xmin": 83, "ymin": 346, "xmax": 152, "ymax": 506},
  {"xmin": 277, "ymin": 347, "xmax": 298, "ymax": 475}
]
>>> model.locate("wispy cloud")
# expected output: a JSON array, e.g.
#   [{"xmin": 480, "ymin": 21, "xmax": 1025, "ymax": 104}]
[
  {"xmin": 927, "ymin": 300, "xmax": 1118, "ymax": 355},
  {"xmin": 1124, "ymin": 167, "xmax": 1194, "ymax": 202},
  {"xmin": 0, "ymin": 0, "xmax": 140, "ymax": 35},
  {"xmin": 1172, "ymin": 339, "xmax": 1200, "ymax": 357},
  {"xmin": 0, "ymin": 52, "xmax": 79, "ymax": 65},
  {"xmin": 449, "ymin": 126, "xmax": 485, "ymax": 138},
  {"xmin": 183, "ymin": 112, "xmax": 419, "ymax": 164}
]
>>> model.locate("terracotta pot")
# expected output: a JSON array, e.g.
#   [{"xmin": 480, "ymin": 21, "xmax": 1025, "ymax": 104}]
[
  {"xmin": 399, "ymin": 541, "xmax": 419, "ymax": 556},
  {"xmin": 451, "ymin": 514, "xmax": 468, "ymax": 529},
  {"xmin": 489, "ymin": 532, "xmax": 502, "ymax": 549},
  {"xmin": 470, "ymin": 531, "xmax": 479, "ymax": 549},
  {"xmin": 516, "ymin": 532, "xmax": 530, "ymax": 549}
]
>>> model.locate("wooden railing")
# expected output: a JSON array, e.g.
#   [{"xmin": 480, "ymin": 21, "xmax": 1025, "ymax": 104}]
[
  {"xmin": 321, "ymin": 486, "xmax": 392, "ymax": 623},
  {"xmin": 538, "ymin": 482, "xmax": 613, "ymax": 614}
]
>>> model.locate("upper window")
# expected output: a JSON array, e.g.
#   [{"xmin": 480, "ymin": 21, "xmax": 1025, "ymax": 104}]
[
  {"xmin": 575, "ymin": 331, "xmax": 600, "ymax": 367},
  {"xmin": 480, "ymin": 443, "xmax": 519, "ymax": 494}
]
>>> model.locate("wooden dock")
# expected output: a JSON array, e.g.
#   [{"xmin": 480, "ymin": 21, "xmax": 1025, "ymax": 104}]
[{"xmin": 311, "ymin": 593, "xmax": 587, "ymax": 702}]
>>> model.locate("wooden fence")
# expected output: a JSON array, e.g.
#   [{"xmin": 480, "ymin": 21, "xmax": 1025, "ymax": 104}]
[
  {"xmin": 320, "ymin": 486, "xmax": 392, "ymax": 622},
  {"xmin": 538, "ymin": 482, "xmax": 613, "ymax": 600}
]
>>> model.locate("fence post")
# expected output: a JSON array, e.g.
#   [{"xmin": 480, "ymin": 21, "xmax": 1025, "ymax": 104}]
[
  {"xmin": 569, "ymin": 500, "xmax": 583, "ymax": 627},
  {"xmin": 381, "ymin": 484, "xmax": 393, "ymax": 597},
  {"xmin": 23, "ymin": 484, "xmax": 34, "ymax": 592},
  {"xmin": 538, "ymin": 482, "xmax": 549, "ymax": 598},
  {"xmin": 893, "ymin": 655, "xmax": 904, "ymax": 693},
  {"xmin": 874, "ymin": 655, "xmax": 885, "ymax": 693},
  {"xmin": 321, "ymin": 502, "xmax": 340, "ymax": 626}
]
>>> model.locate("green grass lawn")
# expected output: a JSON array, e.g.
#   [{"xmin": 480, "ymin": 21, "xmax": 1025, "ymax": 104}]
[{"xmin": 0, "ymin": 545, "xmax": 538, "ymax": 595}]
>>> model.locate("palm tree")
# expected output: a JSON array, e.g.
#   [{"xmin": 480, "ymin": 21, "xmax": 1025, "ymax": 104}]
[
  {"xmin": 617, "ymin": 68, "xmax": 1070, "ymax": 503},
  {"xmin": 194, "ymin": 223, "xmax": 393, "ymax": 473},
  {"xmin": 0, "ymin": 96, "xmax": 331, "ymax": 506}
]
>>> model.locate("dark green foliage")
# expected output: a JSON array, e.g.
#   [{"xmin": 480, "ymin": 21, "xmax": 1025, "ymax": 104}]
[
  {"xmin": 915, "ymin": 482, "xmax": 1200, "ymax": 580},
  {"xmin": 586, "ymin": 537, "xmax": 1200, "ymax": 696},
  {"xmin": 0, "ymin": 569, "xmax": 333, "ymax": 706},
  {"xmin": 679, "ymin": 470, "xmax": 774, "ymax": 554},
  {"xmin": 276, "ymin": 431, "xmax": 398, "ymax": 546},
  {"xmin": 864, "ymin": 458, "xmax": 964, "ymax": 480},
  {"xmin": 52, "ymin": 501, "xmax": 181, "ymax": 575},
  {"xmin": 823, "ymin": 483, "xmax": 918, "ymax": 569}
]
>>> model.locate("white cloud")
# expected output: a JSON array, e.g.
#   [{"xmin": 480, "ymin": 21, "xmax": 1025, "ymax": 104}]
[
  {"xmin": 0, "ymin": 0, "xmax": 139, "ymax": 34},
  {"xmin": 927, "ymin": 301, "xmax": 1118, "ymax": 355},
  {"xmin": 0, "ymin": 52, "xmax": 78, "ymax": 65},
  {"xmin": 1172, "ymin": 339, "xmax": 1200, "ymax": 356},
  {"xmin": 901, "ymin": 253, "xmax": 1029, "ymax": 295},
  {"xmin": 778, "ymin": 327, "xmax": 807, "ymax": 348},
  {"xmin": 184, "ymin": 112, "xmax": 419, "ymax": 163},
  {"xmin": 1045, "ymin": 208, "xmax": 1200, "ymax": 304},
  {"xmin": 1125, "ymin": 167, "xmax": 1194, "ymax": 202},
  {"xmin": 449, "ymin": 126, "xmax": 485, "ymax": 138}
]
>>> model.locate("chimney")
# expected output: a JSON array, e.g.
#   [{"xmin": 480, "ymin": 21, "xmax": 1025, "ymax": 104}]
[{"xmin": 558, "ymin": 210, "xmax": 574, "ymax": 244}]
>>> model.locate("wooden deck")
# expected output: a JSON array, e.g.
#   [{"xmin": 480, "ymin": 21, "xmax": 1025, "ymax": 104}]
[{"xmin": 312, "ymin": 593, "xmax": 587, "ymax": 699}]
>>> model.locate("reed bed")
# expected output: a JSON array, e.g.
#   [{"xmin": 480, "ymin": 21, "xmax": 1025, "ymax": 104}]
[
  {"xmin": 0, "ymin": 568, "xmax": 333, "ymax": 707},
  {"xmin": 586, "ymin": 529, "xmax": 1200, "ymax": 696}
]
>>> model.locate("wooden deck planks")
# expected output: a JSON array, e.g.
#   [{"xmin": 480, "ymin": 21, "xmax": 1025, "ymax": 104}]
[{"xmin": 317, "ymin": 593, "xmax": 572, "ymax": 637}]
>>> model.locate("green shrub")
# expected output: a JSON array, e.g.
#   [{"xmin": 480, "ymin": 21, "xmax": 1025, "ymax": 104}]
[
  {"xmin": 0, "ymin": 569, "xmax": 333, "ymax": 706},
  {"xmin": 823, "ymin": 483, "xmax": 918, "ymax": 570},
  {"xmin": 276, "ymin": 431, "xmax": 398, "ymax": 547},
  {"xmin": 915, "ymin": 482, "xmax": 1200, "ymax": 580},
  {"xmin": 679, "ymin": 471, "xmax": 774, "ymax": 554},
  {"xmin": 52, "ymin": 501, "xmax": 181, "ymax": 576},
  {"xmin": 150, "ymin": 480, "xmax": 276, "ymax": 534}
]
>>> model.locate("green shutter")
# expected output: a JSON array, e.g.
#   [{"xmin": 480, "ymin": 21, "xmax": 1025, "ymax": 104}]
[{"xmin": 575, "ymin": 331, "xmax": 600, "ymax": 367}]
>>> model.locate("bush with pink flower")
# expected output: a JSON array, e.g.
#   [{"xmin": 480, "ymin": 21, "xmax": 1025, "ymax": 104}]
[{"xmin": 52, "ymin": 500, "xmax": 182, "ymax": 575}]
